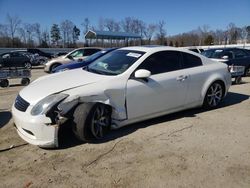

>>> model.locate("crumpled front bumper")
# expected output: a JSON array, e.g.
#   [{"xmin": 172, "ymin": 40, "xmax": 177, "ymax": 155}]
[{"xmin": 12, "ymin": 105, "xmax": 59, "ymax": 148}]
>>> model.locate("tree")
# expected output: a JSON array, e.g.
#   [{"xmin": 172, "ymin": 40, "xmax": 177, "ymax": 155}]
[
  {"xmin": 144, "ymin": 24, "xmax": 157, "ymax": 44},
  {"xmin": 6, "ymin": 14, "xmax": 21, "ymax": 46},
  {"xmin": 169, "ymin": 41, "xmax": 173, "ymax": 46},
  {"xmin": 82, "ymin": 18, "xmax": 90, "ymax": 34},
  {"xmin": 60, "ymin": 20, "xmax": 74, "ymax": 47},
  {"xmin": 72, "ymin": 25, "xmax": 80, "ymax": 44},
  {"xmin": 156, "ymin": 20, "xmax": 167, "ymax": 45},
  {"xmin": 227, "ymin": 23, "xmax": 238, "ymax": 44},
  {"xmin": 50, "ymin": 24, "xmax": 61, "ymax": 46},
  {"xmin": 33, "ymin": 23, "xmax": 41, "ymax": 45},
  {"xmin": 204, "ymin": 35, "xmax": 214, "ymax": 45}
]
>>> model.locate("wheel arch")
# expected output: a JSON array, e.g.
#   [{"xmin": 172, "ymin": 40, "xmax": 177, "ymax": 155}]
[{"xmin": 201, "ymin": 74, "xmax": 227, "ymax": 100}]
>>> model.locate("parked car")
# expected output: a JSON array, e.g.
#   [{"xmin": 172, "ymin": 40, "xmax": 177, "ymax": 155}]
[
  {"xmin": 182, "ymin": 47, "xmax": 204, "ymax": 54},
  {"xmin": 12, "ymin": 50, "xmax": 45, "ymax": 66},
  {"xmin": 44, "ymin": 47, "xmax": 102, "ymax": 73},
  {"xmin": 27, "ymin": 48, "xmax": 54, "ymax": 59},
  {"xmin": 52, "ymin": 48, "xmax": 117, "ymax": 73},
  {"xmin": 0, "ymin": 51, "xmax": 32, "ymax": 68},
  {"xmin": 201, "ymin": 48, "xmax": 250, "ymax": 76},
  {"xmin": 12, "ymin": 46, "xmax": 231, "ymax": 148}
]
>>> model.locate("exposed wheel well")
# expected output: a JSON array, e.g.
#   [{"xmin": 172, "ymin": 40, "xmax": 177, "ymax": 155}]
[{"xmin": 50, "ymin": 63, "xmax": 61, "ymax": 72}]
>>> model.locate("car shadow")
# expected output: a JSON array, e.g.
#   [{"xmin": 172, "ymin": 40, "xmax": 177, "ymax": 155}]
[
  {"xmin": 57, "ymin": 91, "xmax": 249, "ymax": 149},
  {"xmin": 0, "ymin": 110, "xmax": 12, "ymax": 128}
]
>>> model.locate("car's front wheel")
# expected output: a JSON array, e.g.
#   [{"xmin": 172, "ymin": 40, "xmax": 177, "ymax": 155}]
[
  {"xmin": 72, "ymin": 103, "xmax": 111, "ymax": 142},
  {"xmin": 203, "ymin": 82, "xmax": 224, "ymax": 109},
  {"xmin": 24, "ymin": 62, "xmax": 32, "ymax": 69}
]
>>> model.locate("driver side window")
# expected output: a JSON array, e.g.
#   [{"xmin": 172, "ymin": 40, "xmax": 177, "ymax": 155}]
[{"xmin": 137, "ymin": 51, "xmax": 181, "ymax": 75}]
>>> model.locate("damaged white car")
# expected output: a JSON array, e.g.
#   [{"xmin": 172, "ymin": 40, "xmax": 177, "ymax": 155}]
[{"xmin": 12, "ymin": 46, "xmax": 231, "ymax": 148}]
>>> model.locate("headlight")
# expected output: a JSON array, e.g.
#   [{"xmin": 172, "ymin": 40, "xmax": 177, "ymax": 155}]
[{"xmin": 31, "ymin": 93, "xmax": 68, "ymax": 116}]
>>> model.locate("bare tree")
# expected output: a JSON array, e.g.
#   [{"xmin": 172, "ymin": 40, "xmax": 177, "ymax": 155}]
[
  {"xmin": 156, "ymin": 20, "xmax": 167, "ymax": 45},
  {"xmin": 98, "ymin": 17, "xmax": 105, "ymax": 31},
  {"xmin": 60, "ymin": 20, "xmax": 74, "ymax": 47},
  {"xmin": 82, "ymin": 18, "xmax": 90, "ymax": 34},
  {"xmin": 33, "ymin": 23, "xmax": 42, "ymax": 45},
  {"xmin": 121, "ymin": 17, "xmax": 133, "ymax": 33},
  {"xmin": 6, "ymin": 14, "xmax": 21, "ymax": 46},
  {"xmin": 227, "ymin": 23, "xmax": 238, "ymax": 44},
  {"xmin": 144, "ymin": 24, "xmax": 157, "ymax": 44}
]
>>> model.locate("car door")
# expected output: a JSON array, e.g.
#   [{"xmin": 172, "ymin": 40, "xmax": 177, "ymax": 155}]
[
  {"xmin": 126, "ymin": 50, "xmax": 189, "ymax": 120},
  {"xmin": 10, "ymin": 52, "xmax": 26, "ymax": 67},
  {"xmin": 180, "ymin": 52, "xmax": 206, "ymax": 104}
]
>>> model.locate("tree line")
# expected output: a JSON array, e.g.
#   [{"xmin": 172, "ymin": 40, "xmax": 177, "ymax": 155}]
[{"xmin": 0, "ymin": 14, "xmax": 249, "ymax": 48}]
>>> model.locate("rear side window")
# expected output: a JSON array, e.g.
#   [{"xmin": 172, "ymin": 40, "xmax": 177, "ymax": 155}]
[
  {"xmin": 137, "ymin": 51, "xmax": 181, "ymax": 75},
  {"xmin": 181, "ymin": 52, "xmax": 202, "ymax": 68}
]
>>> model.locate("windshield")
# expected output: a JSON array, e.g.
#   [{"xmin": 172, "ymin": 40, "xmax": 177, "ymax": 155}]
[
  {"xmin": 88, "ymin": 50, "xmax": 145, "ymax": 75},
  {"xmin": 83, "ymin": 50, "xmax": 108, "ymax": 63},
  {"xmin": 201, "ymin": 49, "xmax": 224, "ymax": 58}
]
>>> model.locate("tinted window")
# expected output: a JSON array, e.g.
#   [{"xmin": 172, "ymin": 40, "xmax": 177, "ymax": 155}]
[
  {"xmin": 181, "ymin": 52, "xmax": 202, "ymax": 68},
  {"xmin": 232, "ymin": 49, "xmax": 248, "ymax": 58},
  {"xmin": 84, "ymin": 49, "xmax": 101, "ymax": 56},
  {"xmin": 137, "ymin": 51, "xmax": 181, "ymax": 75},
  {"xmin": 11, "ymin": 52, "xmax": 23, "ymax": 57}
]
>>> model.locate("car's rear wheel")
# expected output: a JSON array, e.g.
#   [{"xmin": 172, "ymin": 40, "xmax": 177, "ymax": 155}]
[
  {"xmin": 21, "ymin": 78, "xmax": 30, "ymax": 86},
  {"xmin": 203, "ymin": 82, "xmax": 224, "ymax": 109},
  {"xmin": 72, "ymin": 103, "xmax": 111, "ymax": 142}
]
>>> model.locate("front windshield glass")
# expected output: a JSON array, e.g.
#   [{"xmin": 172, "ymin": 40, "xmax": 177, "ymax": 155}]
[
  {"xmin": 88, "ymin": 50, "xmax": 145, "ymax": 75},
  {"xmin": 83, "ymin": 50, "xmax": 107, "ymax": 62}
]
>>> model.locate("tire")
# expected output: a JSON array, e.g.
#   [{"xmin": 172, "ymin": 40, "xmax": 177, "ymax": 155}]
[
  {"xmin": 234, "ymin": 76, "xmax": 242, "ymax": 84},
  {"xmin": 72, "ymin": 103, "xmax": 111, "ymax": 142},
  {"xmin": 203, "ymin": 81, "xmax": 224, "ymax": 109},
  {"xmin": 245, "ymin": 66, "xmax": 250, "ymax": 76},
  {"xmin": 0, "ymin": 79, "xmax": 9, "ymax": 88},
  {"xmin": 21, "ymin": 78, "xmax": 30, "ymax": 86},
  {"xmin": 50, "ymin": 63, "xmax": 61, "ymax": 73},
  {"xmin": 24, "ymin": 62, "xmax": 32, "ymax": 69}
]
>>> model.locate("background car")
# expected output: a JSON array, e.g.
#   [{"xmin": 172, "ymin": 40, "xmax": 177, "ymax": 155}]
[
  {"xmin": 0, "ymin": 51, "xmax": 32, "ymax": 68},
  {"xmin": 201, "ymin": 48, "xmax": 250, "ymax": 76},
  {"xmin": 27, "ymin": 48, "xmax": 54, "ymax": 59},
  {"xmin": 12, "ymin": 46, "xmax": 231, "ymax": 148},
  {"xmin": 44, "ymin": 47, "xmax": 102, "ymax": 73},
  {"xmin": 52, "ymin": 48, "xmax": 117, "ymax": 73}
]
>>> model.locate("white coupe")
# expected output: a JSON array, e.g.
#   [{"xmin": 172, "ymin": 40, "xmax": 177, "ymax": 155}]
[{"xmin": 12, "ymin": 46, "xmax": 231, "ymax": 148}]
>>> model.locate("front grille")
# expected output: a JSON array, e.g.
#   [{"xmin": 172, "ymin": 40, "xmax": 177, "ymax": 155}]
[{"xmin": 14, "ymin": 95, "xmax": 30, "ymax": 112}]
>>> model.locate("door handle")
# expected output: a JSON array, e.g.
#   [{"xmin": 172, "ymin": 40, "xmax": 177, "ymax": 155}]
[{"xmin": 176, "ymin": 75, "xmax": 188, "ymax": 81}]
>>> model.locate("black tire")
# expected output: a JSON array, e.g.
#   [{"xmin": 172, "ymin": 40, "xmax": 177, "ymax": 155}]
[
  {"xmin": 234, "ymin": 76, "xmax": 242, "ymax": 84},
  {"xmin": 50, "ymin": 63, "xmax": 61, "ymax": 73},
  {"xmin": 72, "ymin": 103, "xmax": 111, "ymax": 142},
  {"xmin": 21, "ymin": 78, "xmax": 30, "ymax": 86},
  {"xmin": 24, "ymin": 62, "xmax": 32, "ymax": 69},
  {"xmin": 203, "ymin": 81, "xmax": 224, "ymax": 109},
  {"xmin": 245, "ymin": 66, "xmax": 250, "ymax": 76},
  {"xmin": 0, "ymin": 79, "xmax": 9, "ymax": 88}
]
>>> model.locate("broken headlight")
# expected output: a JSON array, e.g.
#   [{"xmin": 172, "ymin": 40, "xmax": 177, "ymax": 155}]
[{"xmin": 31, "ymin": 93, "xmax": 68, "ymax": 116}]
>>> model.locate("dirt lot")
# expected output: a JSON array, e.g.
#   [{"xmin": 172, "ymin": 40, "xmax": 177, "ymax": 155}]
[{"xmin": 0, "ymin": 68, "xmax": 250, "ymax": 188}]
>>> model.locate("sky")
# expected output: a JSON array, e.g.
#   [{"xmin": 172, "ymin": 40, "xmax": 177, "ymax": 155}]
[{"xmin": 0, "ymin": 0, "xmax": 249, "ymax": 38}]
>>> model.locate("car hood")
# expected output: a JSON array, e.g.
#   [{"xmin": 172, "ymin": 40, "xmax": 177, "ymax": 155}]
[{"xmin": 20, "ymin": 69, "xmax": 110, "ymax": 104}]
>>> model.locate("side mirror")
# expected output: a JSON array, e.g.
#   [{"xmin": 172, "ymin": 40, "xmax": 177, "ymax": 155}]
[
  {"xmin": 222, "ymin": 55, "xmax": 229, "ymax": 60},
  {"xmin": 134, "ymin": 69, "xmax": 151, "ymax": 79}
]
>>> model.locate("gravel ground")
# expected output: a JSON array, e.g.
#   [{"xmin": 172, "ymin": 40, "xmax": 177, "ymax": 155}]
[{"xmin": 0, "ymin": 68, "xmax": 250, "ymax": 188}]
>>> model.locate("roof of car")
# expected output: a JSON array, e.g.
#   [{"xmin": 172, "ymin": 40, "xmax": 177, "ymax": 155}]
[{"xmin": 119, "ymin": 45, "xmax": 190, "ymax": 54}]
